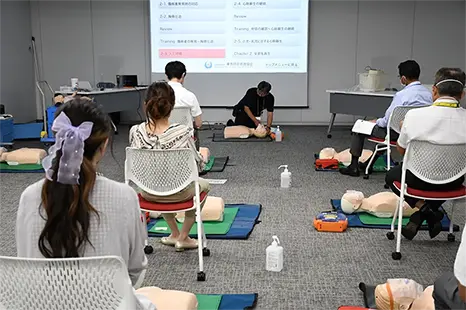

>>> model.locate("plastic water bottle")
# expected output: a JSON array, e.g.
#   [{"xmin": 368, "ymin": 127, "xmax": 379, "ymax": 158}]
[
  {"xmin": 278, "ymin": 165, "xmax": 291, "ymax": 188},
  {"xmin": 275, "ymin": 126, "xmax": 282, "ymax": 142},
  {"xmin": 266, "ymin": 236, "xmax": 283, "ymax": 272}
]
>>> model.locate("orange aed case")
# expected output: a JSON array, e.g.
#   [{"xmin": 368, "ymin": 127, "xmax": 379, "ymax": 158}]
[{"xmin": 314, "ymin": 212, "xmax": 348, "ymax": 232}]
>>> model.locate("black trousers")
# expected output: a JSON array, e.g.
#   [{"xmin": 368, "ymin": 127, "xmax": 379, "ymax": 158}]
[
  {"xmin": 233, "ymin": 111, "xmax": 256, "ymax": 128},
  {"xmin": 193, "ymin": 126, "xmax": 200, "ymax": 151},
  {"xmin": 350, "ymin": 125, "xmax": 399, "ymax": 157},
  {"xmin": 433, "ymin": 272, "xmax": 466, "ymax": 310},
  {"xmin": 385, "ymin": 164, "xmax": 465, "ymax": 209}
]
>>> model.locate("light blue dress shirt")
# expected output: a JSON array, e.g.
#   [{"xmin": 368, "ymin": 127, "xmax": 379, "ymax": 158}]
[{"xmin": 375, "ymin": 81, "xmax": 433, "ymax": 128}]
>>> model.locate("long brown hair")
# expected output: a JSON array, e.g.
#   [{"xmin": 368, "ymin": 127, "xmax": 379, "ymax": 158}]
[
  {"xmin": 39, "ymin": 98, "xmax": 112, "ymax": 258},
  {"xmin": 144, "ymin": 81, "xmax": 176, "ymax": 127}
]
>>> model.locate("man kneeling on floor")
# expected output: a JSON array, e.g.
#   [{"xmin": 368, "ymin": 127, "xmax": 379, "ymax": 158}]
[
  {"xmin": 385, "ymin": 67, "xmax": 466, "ymax": 240},
  {"xmin": 227, "ymin": 81, "xmax": 274, "ymax": 133},
  {"xmin": 340, "ymin": 60, "xmax": 432, "ymax": 177}
]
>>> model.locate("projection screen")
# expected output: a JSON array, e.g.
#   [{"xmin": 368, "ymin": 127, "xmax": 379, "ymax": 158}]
[{"xmin": 150, "ymin": 0, "xmax": 310, "ymax": 108}]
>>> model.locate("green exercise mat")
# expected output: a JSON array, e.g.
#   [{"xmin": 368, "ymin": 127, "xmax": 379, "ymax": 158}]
[
  {"xmin": 196, "ymin": 294, "xmax": 222, "ymax": 310},
  {"xmin": 340, "ymin": 156, "xmax": 389, "ymax": 172},
  {"xmin": 203, "ymin": 156, "xmax": 215, "ymax": 172},
  {"xmin": 358, "ymin": 212, "xmax": 426, "ymax": 226},
  {"xmin": 149, "ymin": 207, "xmax": 239, "ymax": 235},
  {"xmin": 0, "ymin": 162, "xmax": 43, "ymax": 171}
]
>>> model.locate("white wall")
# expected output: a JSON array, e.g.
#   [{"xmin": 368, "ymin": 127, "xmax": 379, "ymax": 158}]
[
  {"xmin": 0, "ymin": 0, "xmax": 36, "ymax": 123},
  {"xmin": 30, "ymin": 0, "xmax": 465, "ymax": 125}
]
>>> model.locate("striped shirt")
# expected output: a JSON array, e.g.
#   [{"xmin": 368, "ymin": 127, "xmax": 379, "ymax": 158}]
[{"xmin": 129, "ymin": 122, "xmax": 205, "ymax": 171}]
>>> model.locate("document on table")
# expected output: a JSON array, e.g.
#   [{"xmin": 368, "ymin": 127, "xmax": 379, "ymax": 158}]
[
  {"xmin": 352, "ymin": 119, "xmax": 376, "ymax": 135},
  {"xmin": 205, "ymin": 179, "xmax": 228, "ymax": 185}
]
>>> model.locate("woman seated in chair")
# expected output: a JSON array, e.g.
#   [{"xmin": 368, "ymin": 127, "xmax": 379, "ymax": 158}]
[
  {"xmin": 16, "ymin": 99, "xmax": 160, "ymax": 309},
  {"xmin": 129, "ymin": 81, "xmax": 211, "ymax": 251}
]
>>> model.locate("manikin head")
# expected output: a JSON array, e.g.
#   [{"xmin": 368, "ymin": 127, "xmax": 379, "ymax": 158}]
[
  {"xmin": 165, "ymin": 61, "xmax": 187, "ymax": 84},
  {"xmin": 340, "ymin": 190, "xmax": 364, "ymax": 214},
  {"xmin": 375, "ymin": 279, "xmax": 424, "ymax": 310},
  {"xmin": 398, "ymin": 60, "xmax": 421, "ymax": 87},
  {"xmin": 251, "ymin": 123, "xmax": 267, "ymax": 138},
  {"xmin": 257, "ymin": 81, "xmax": 272, "ymax": 97},
  {"xmin": 319, "ymin": 148, "xmax": 336, "ymax": 159},
  {"xmin": 432, "ymin": 67, "xmax": 465, "ymax": 101}
]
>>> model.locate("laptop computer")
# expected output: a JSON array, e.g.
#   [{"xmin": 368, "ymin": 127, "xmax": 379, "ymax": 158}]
[{"xmin": 116, "ymin": 75, "xmax": 138, "ymax": 88}]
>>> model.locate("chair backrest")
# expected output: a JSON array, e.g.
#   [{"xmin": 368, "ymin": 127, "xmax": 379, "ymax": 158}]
[
  {"xmin": 169, "ymin": 107, "xmax": 193, "ymax": 129},
  {"xmin": 404, "ymin": 140, "xmax": 466, "ymax": 184},
  {"xmin": 0, "ymin": 256, "xmax": 142, "ymax": 310},
  {"xmin": 388, "ymin": 105, "xmax": 428, "ymax": 133},
  {"xmin": 125, "ymin": 147, "xmax": 199, "ymax": 196}
]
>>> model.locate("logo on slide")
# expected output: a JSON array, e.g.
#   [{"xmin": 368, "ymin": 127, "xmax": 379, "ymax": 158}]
[{"xmin": 204, "ymin": 61, "xmax": 212, "ymax": 69}]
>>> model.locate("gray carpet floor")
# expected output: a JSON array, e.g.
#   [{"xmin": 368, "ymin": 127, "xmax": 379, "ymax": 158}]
[{"xmin": 0, "ymin": 126, "xmax": 463, "ymax": 310}]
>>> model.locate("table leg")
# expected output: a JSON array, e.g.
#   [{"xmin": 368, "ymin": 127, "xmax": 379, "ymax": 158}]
[
  {"xmin": 327, "ymin": 113, "xmax": 336, "ymax": 138},
  {"xmin": 110, "ymin": 118, "xmax": 118, "ymax": 135}
]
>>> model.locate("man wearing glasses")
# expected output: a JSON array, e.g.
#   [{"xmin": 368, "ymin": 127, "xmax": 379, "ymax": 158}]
[
  {"xmin": 339, "ymin": 60, "xmax": 432, "ymax": 177},
  {"xmin": 227, "ymin": 81, "xmax": 275, "ymax": 133}
]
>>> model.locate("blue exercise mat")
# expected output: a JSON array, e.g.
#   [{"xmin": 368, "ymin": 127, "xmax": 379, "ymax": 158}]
[
  {"xmin": 330, "ymin": 199, "xmax": 459, "ymax": 231},
  {"xmin": 219, "ymin": 293, "xmax": 258, "ymax": 310},
  {"xmin": 148, "ymin": 204, "xmax": 262, "ymax": 239}
]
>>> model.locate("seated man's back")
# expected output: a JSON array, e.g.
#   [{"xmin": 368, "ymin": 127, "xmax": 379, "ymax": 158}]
[
  {"xmin": 399, "ymin": 100, "xmax": 466, "ymax": 147},
  {"xmin": 385, "ymin": 67, "xmax": 466, "ymax": 242},
  {"xmin": 168, "ymin": 81, "xmax": 202, "ymax": 121},
  {"xmin": 165, "ymin": 61, "xmax": 202, "ymax": 128}
]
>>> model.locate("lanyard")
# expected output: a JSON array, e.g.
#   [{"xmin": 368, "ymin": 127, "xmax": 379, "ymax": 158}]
[{"xmin": 433, "ymin": 101, "xmax": 460, "ymax": 108}]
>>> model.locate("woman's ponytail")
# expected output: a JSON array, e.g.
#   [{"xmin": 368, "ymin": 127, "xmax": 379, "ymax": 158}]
[{"xmin": 39, "ymin": 99, "xmax": 111, "ymax": 258}]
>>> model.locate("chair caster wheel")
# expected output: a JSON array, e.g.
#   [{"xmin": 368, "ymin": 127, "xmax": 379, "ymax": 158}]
[
  {"xmin": 327, "ymin": 134, "xmax": 332, "ymax": 138},
  {"xmin": 363, "ymin": 174, "xmax": 369, "ymax": 180},
  {"xmin": 197, "ymin": 271, "xmax": 206, "ymax": 281},
  {"xmin": 384, "ymin": 184, "xmax": 389, "ymax": 189},
  {"xmin": 144, "ymin": 245, "xmax": 154, "ymax": 254},
  {"xmin": 386, "ymin": 231, "xmax": 395, "ymax": 240},
  {"xmin": 392, "ymin": 252, "xmax": 402, "ymax": 260},
  {"xmin": 202, "ymin": 248, "xmax": 211, "ymax": 257},
  {"xmin": 448, "ymin": 234, "xmax": 455, "ymax": 242},
  {"xmin": 394, "ymin": 162, "xmax": 399, "ymax": 166}
]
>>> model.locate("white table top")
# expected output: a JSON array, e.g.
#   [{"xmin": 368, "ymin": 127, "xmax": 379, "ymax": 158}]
[
  {"xmin": 55, "ymin": 87, "xmax": 148, "ymax": 96},
  {"xmin": 326, "ymin": 89, "xmax": 396, "ymax": 97}
]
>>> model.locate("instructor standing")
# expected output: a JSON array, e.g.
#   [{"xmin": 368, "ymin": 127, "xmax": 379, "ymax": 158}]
[{"xmin": 227, "ymin": 81, "xmax": 274, "ymax": 132}]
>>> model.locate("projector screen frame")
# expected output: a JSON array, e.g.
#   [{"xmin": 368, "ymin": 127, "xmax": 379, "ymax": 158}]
[{"xmin": 148, "ymin": 0, "xmax": 311, "ymax": 109}]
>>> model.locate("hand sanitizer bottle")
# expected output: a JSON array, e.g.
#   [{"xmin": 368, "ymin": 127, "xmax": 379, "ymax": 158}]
[
  {"xmin": 275, "ymin": 126, "xmax": 282, "ymax": 142},
  {"xmin": 266, "ymin": 236, "xmax": 283, "ymax": 272},
  {"xmin": 278, "ymin": 165, "xmax": 291, "ymax": 188}
]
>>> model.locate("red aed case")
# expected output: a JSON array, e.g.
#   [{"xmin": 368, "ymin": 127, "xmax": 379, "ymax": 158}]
[
  {"xmin": 315, "ymin": 158, "xmax": 339, "ymax": 169},
  {"xmin": 314, "ymin": 211, "xmax": 348, "ymax": 233}
]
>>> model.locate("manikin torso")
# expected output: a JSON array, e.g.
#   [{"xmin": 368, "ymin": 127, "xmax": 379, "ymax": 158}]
[
  {"xmin": 224, "ymin": 124, "xmax": 268, "ymax": 139},
  {"xmin": 319, "ymin": 147, "xmax": 373, "ymax": 166},
  {"xmin": 341, "ymin": 190, "xmax": 416, "ymax": 218}
]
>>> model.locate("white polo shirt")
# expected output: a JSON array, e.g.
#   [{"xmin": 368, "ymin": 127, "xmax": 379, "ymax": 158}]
[
  {"xmin": 399, "ymin": 97, "xmax": 466, "ymax": 285},
  {"xmin": 455, "ymin": 228, "xmax": 466, "ymax": 285},
  {"xmin": 397, "ymin": 97, "xmax": 466, "ymax": 148},
  {"xmin": 168, "ymin": 81, "xmax": 202, "ymax": 118}
]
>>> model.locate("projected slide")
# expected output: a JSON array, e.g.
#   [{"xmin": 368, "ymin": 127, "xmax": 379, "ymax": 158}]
[{"xmin": 150, "ymin": 0, "xmax": 309, "ymax": 73}]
